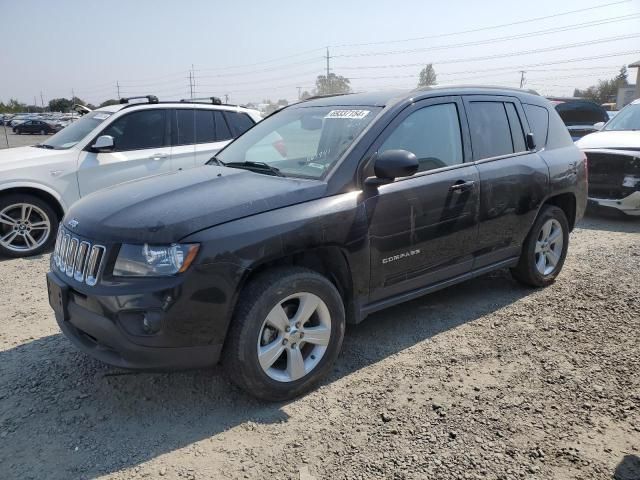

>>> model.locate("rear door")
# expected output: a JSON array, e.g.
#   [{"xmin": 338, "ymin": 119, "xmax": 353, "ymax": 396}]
[
  {"xmin": 77, "ymin": 109, "xmax": 173, "ymax": 196},
  {"xmin": 365, "ymin": 96, "xmax": 480, "ymax": 302},
  {"xmin": 194, "ymin": 110, "xmax": 236, "ymax": 165},
  {"xmin": 463, "ymin": 96, "xmax": 548, "ymax": 268}
]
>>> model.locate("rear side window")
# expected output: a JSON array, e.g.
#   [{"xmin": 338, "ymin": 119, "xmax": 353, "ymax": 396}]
[
  {"xmin": 523, "ymin": 104, "xmax": 549, "ymax": 149},
  {"xmin": 504, "ymin": 103, "xmax": 526, "ymax": 153},
  {"xmin": 224, "ymin": 111, "xmax": 255, "ymax": 137},
  {"xmin": 467, "ymin": 101, "xmax": 513, "ymax": 159},
  {"xmin": 174, "ymin": 109, "xmax": 195, "ymax": 145},
  {"xmin": 213, "ymin": 111, "xmax": 232, "ymax": 141},
  {"xmin": 195, "ymin": 110, "xmax": 216, "ymax": 143}
]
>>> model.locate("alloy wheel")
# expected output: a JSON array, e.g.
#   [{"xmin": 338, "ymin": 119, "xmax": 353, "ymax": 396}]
[
  {"xmin": 257, "ymin": 292, "xmax": 332, "ymax": 383},
  {"xmin": 0, "ymin": 203, "xmax": 51, "ymax": 253},
  {"xmin": 534, "ymin": 218, "xmax": 563, "ymax": 276}
]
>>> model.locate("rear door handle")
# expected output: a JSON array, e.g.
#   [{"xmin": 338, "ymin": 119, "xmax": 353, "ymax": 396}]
[
  {"xmin": 449, "ymin": 180, "xmax": 475, "ymax": 192},
  {"xmin": 149, "ymin": 153, "xmax": 169, "ymax": 161}
]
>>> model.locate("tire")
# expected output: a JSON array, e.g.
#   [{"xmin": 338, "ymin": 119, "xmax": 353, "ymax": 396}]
[
  {"xmin": 223, "ymin": 266, "xmax": 346, "ymax": 401},
  {"xmin": 0, "ymin": 194, "xmax": 59, "ymax": 258},
  {"xmin": 40, "ymin": 129, "xmax": 45, "ymax": 135},
  {"xmin": 511, "ymin": 205, "xmax": 569, "ymax": 287}
]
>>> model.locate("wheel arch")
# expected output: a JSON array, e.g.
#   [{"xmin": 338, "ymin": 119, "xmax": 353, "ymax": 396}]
[
  {"xmin": 543, "ymin": 192, "xmax": 577, "ymax": 230},
  {"xmin": 0, "ymin": 184, "xmax": 66, "ymax": 222}
]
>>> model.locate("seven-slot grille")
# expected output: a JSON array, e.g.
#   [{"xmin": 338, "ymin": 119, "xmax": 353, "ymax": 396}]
[{"xmin": 53, "ymin": 228, "xmax": 106, "ymax": 286}]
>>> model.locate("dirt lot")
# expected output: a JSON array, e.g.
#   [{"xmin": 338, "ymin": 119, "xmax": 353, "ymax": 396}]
[
  {"xmin": 0, "ymin": 127, "xmax": 51, "ymax": 149},
  {"xmin": 0, "ymin": 212, "xmax": 639, "ymax": 480}
]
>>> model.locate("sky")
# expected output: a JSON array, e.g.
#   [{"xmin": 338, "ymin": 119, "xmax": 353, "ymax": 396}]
[{"xmin": 1, "ymin": 0, "xmax": 639, "ymax": 106}]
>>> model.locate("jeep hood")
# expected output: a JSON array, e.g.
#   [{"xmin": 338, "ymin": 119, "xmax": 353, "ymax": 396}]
[
  {"xmin": 64, "ymin": 165, "xmax": 327, "ymax": 243},
  {"xmin": 575, "ymin": 130, "xmax": 640, "ymax": 150},
  {"xmin": 0, "ymin": 146, "xmax": 71, "ymax": 172}
]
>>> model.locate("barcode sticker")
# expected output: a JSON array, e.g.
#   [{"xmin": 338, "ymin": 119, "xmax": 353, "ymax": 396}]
[{"xmin": 325, "ymin": 110, "xmax": 370, "ymax": 119}]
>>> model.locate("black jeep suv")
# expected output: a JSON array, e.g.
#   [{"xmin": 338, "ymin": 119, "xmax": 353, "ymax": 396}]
[{"xmin": 47, "ymin": 87, "xmax": 587, "ymax": 401}]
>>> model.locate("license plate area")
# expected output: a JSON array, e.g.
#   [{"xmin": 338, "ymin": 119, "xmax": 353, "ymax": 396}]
[{"xmin": 47, "ymin": 273, "xmax": 69, "ymax": 321}]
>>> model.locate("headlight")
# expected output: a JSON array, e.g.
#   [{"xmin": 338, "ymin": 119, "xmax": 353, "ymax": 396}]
[{"xmin": 113, "ymin": 243, "xmax": 199, "ymax": 277}]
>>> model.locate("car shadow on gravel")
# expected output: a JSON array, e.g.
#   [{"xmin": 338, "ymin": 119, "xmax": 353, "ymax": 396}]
[
  {"xmin": 0, "ymin": 269, "xmax": 533, "ymax": 479},
  {"xmin": 580, "ymin": 211, "xmax": 640, "ymax": 233}
]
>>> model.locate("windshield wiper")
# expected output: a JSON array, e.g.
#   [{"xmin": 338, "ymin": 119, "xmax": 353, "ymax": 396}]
[
  {"xmin": 224, "ymin": 161, "xmax": 285, "ymax": 177},
  {"xmin": 33, "ymin": 144, "xmax": 55, "ymax": 149},
  {"xmin": 207, "ymin": 155, "xmax": 223, "ymax": 166}
]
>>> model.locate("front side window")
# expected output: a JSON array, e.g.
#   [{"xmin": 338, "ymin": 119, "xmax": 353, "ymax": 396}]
[
  {"xmin": 467, "ymin": 101, "xmax": 513, "ymax": 159},
  {"xmin": 101, "ymin": 109, "xmax": 167, "ymax": 151},
  {"xmin": 379, "ymin": 103, "xmax": 463, "ymax": 172},
  {"xmin": 42, "ymin": 110, "xmax": 113, "ymax": 149},
  {"xmin": 216, "ymin": 105, "xmax": 381, "ymax": 178}
]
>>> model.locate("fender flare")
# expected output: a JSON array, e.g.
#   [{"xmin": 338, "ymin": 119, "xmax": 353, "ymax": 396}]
[{"xmin": 0, "ymin": 181, "xmax": 69, "ymax": 213}]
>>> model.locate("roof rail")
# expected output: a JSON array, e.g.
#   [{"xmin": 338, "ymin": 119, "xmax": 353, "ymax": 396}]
[
  {"xmin": 119, "ymin": 95, "xmax": 159, "ymax": 105},
  {"xmin": 180, "ymin": 96, "xmax": 222, "ymax": 105},
  {"xmin": 301, "ymin": 92, "xmax": 354, "ymax": 102}
]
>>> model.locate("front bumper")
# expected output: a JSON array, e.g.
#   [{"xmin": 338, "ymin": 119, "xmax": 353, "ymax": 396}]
[
  {"xmin": 47, "ymin": 270, "xmax": 224, "ymax": 370},
  {"xmin": 588, "ymin": 191, "xmax": 640, "ymax": 216}
]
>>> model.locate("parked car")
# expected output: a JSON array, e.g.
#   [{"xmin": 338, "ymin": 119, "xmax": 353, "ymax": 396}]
[
  {"xmin": 9, "ymin": 115, "xmax": 34, "ymax": 128},
  {"xmin": 575, "ymin": 98, "xmax": 640, "ymax": 216},
  {"xmin": 14, "ymin": 119, "xmax": 56, "ymax": 135},
  {"xmin": 0, "ymin": 96, "xmax": 261, "ymax": 257},
  {"xmin": 547, "ymin": 97, "xmax": 610, "ymax": 141},
  {"xmin": 47, "ymin": 86, "xmax": 587, "ymax": 401}
]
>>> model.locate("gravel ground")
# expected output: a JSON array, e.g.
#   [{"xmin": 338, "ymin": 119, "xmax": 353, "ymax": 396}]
[
  {"xmin": 0, "ymin": 213, "xmax": 639, "ymax": 480},
  {"xmin": 0, "ymin": 127, "xmax": 51, "ymax": 149}
]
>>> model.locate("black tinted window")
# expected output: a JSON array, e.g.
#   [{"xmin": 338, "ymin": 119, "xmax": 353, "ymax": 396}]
[
  {"xmin": 195, "ymin": 110, "xmax": 216, "ymax": 143},
  {"xmin": 468, "ymin": 102, "xmax": 513, "ymax": 159},
  {"xmin": 102, "ymin": 110, "xmax": 167, "ymax": 151},
  {"xmin": 553, "ymin": 101, "xmax": 608, "ymax": 125},
  {"xmin": 224, "ymin": 111, "xmax": 255, "ymax": 137},
  {"xmin": 380, "ymin": 103, "xmax": 463, "ymax": 172},
  {"xmin": 213, "ymin": 111, "xmax": 232, "ymax": 141},
  {"xmin": 175, "ymin": 109, "xmax": 195, "ymax": 145},
  {"xmin": 504, "ymin": 103, "xmax": 526, "ymax": 153},
  {"xmin": 523, "ymin": 104, "xmax": 549, "ymax": 149}
]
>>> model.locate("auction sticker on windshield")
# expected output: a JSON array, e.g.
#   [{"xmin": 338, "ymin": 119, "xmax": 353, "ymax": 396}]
[{"xmin": 325, "ymin": 110, "xmax": 370, "ymax": 119}]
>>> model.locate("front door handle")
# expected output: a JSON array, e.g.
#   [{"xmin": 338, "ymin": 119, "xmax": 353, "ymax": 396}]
[
  {"xmin": 449, "ymin": 180, "xmax": 475, "ymax": 192},
  {"xmin": 149, "ymin": 153, "xmax": 169, "ymax": 161}
]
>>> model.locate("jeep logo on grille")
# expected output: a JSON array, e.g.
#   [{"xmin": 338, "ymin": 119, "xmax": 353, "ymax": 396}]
[{"xmin": 68, "ymin": 219, "xmax": 79, "ymax": 229}]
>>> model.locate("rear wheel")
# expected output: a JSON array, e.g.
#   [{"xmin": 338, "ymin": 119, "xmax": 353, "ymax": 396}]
[
  {"xmin": 0, "ymin": 194, "xmax": 58, "ymax": 258},
  {"xmin": 223, "ymin": 267, "xmax": 345, "ymax": 401},
  {"xmin": 511, "ymin": 205, "xmax": 569, "ymax": 287},
  {"xmin": 40, "ymin": 129, "xmax": 45, "ymax": 135}
]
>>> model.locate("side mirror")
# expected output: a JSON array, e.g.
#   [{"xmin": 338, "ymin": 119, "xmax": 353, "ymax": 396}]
[
  {"xmin": 593, "ymin": 122, "xmax": 605, "ymax": 131},
  {"xmin": 365, "ymin": 149, "xmax": 419, "ymax": 187},
  {"xmin": 526, "ymin": 132, "xmax": 536, "ymax": 150},
  {"xmin": 92, "ymin": 135, "xmax": 114, "ymax": 152}
]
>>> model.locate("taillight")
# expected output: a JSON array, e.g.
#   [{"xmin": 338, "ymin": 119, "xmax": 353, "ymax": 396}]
[{"xmin": 272, "ymin": 139, "xmax": 287, "ymax": 158}]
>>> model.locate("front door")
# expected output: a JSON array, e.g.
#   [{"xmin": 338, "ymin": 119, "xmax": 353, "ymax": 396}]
[
  {"xmin": 463, "ymin": 96, "xmax": 548, "ymax": 268},
  {"xmin": 364, "ymin": 97, "xmax": 480, "ymax": 302},
  {"xmin": 77, "ymin": 109, "xmax": 172, "ymax": 196}
]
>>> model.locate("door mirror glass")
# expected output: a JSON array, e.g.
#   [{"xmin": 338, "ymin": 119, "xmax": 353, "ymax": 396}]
[
  {"xmin": 92, "ymin": 135, "xmax": 114, "ymax": 152},
  {"xmin": 593, "ymin": 121, "xmax": 605, "ymax": 131},
  {"xmin": 366, "ymin": 149, "xmax": 419, "ymax": 186}
]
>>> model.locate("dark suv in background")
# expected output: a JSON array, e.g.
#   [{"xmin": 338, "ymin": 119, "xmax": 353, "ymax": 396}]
[
  {"xmin": 47, "ymin": 86, "xmax": 587, "ymax": 400},
  {"xmin": 547, "ymin": 97, "xmax": 610, "ymax": 141}
]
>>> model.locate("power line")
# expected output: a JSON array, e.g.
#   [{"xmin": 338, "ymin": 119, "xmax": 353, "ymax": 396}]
[
  {"xmin": 333, "ymin": 14, "xmax": 640, "ymax": 58},
  {"xmin": 329, "ymin": 0, "xmax": 633, "ymax": 48}
]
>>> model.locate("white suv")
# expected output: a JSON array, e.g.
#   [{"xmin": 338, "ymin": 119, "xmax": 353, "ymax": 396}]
[{"xmin": 0, "ymin": 97, "xmax": 261, "ymax": 257}]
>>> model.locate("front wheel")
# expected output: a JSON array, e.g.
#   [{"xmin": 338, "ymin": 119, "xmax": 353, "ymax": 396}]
[
  {"xmin": 223, "ymin": 267, "xmax": 345, "ymax": 401},
  {"xmin": 0, "ymin": 194, "xmax": 58, "ymax": 258},
  {"xmin": 511, "ymin": 205, "xmax": 569, "ymax": 287}
]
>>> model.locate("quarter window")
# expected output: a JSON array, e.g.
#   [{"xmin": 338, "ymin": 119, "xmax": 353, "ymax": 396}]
[
  {"xmin": 467, "ymin": 101, "xmax": 513, "ymax": 159},
  {"xmin": 523, "ymin": 104, "xmax": 549, "ymax": 149},
  {"xmin": 101, "ymin": 110, "xmax": 167, "ymax": 151},
  {"xmin": 379, "ymin": 103, "xmax": 464, "ymax": 173},
  {"xmin": 224, "ymin": 111, "xmax": 255, "ymax": 137}
]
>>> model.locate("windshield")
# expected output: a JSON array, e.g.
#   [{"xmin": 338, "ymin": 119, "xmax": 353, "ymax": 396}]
[
  {"xmin": 215, "ymin": 105, "xmax": 381, "ymax": 178},
  {"xmin": 41, "ymin": 111, "xmax": 113, "ymax": 149},
  {"xmin": 603, "ymin": 103, "xmax": 640, "ymax": 131}
]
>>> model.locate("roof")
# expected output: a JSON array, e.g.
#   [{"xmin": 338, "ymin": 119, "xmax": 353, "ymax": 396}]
[
  {"xmin": 95, "ymin": 102, "xmax": 259, "ymax": 114},
  {"xmin": 296, "ymin": 85, "xmax": 541, "ymax": 109}
]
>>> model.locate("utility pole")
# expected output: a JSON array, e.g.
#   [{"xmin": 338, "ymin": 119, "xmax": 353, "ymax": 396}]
[
  {"xmin": 519, "ymin": 71, "xmax": 526, "ymax": 89},
  {"xmin": 40, "ymin": 91, "xmax": 44, "ymax": 110},
  {"xmin": 33, "ymin": 96, "xmax": 37, "ymax": 110},
  {"xmin": 326, "ymin": 47, "xmax": 331, "ymax": 93},
  {"xmin": 71, "ymin": 88, "xmax": 75, "ymax": 102},
  {"xmin": 190, "ymin": 64, "xmax": 195, "ymax": 99},
  {"xmin": 297, "ymin": 86, "xmax": 302, "ymax": 100},
  {"xmin": 116, "ymin": 81, "xmax": 121, "ymax": 100},
  {"xmin": 224, "ymin": 94, "xmax": 229, "ymax": 104}
]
